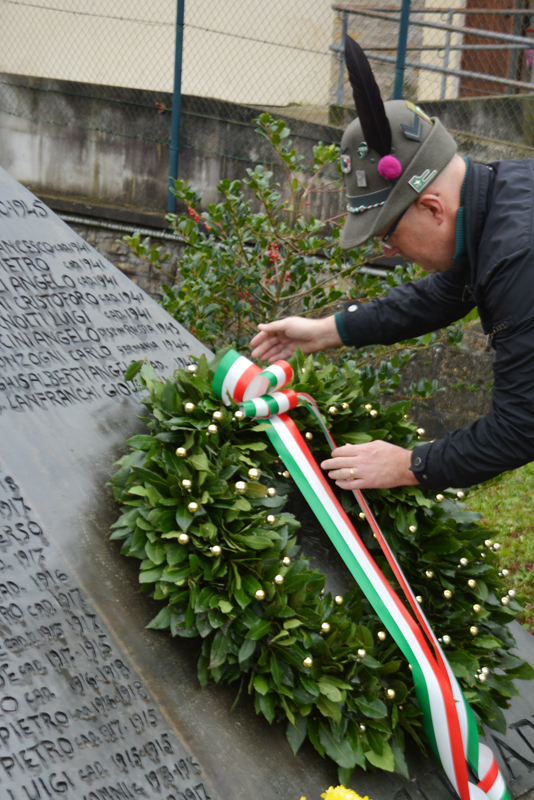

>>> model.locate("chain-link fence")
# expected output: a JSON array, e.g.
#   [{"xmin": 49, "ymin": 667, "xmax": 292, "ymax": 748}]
[{"xmin": 2, "ymin": 0, "xmax": 534, "ymax": 184}]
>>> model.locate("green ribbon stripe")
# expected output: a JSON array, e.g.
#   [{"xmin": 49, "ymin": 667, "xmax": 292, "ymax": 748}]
[
  {"xmin": 211, "ymin": 350, "xmax": 242, "ymax": 401},
  {"xmin": 242, "ymin": 394, "xmax": 280, "ymax": 418},
  {"xmin": 263, "ymin": 369, "xmax": 278, "ymax": 389}
]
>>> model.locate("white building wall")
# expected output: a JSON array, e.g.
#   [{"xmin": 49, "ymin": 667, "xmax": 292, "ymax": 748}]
[{"xmin": 0, "ymin": 0, "xmax": 335, "ymax": 106}]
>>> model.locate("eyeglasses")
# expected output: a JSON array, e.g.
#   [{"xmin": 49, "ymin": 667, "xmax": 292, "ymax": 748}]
[{"xmin": 379, "ymin": 206, "xmax": 409, "ymax": 243}]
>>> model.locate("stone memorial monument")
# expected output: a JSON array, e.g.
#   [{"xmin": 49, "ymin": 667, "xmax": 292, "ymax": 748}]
[{"xmin": 0, "ymin": 165, "xmax": 534, "ymax": 800}]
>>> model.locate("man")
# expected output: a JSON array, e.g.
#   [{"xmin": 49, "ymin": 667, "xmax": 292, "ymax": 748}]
[{"xmin": 251, "ymin": 37, "xmax": 534, "ymax": 493}]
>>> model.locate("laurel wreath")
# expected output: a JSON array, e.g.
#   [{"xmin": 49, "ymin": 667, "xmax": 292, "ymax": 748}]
[{"xmin": 109, "ymin": 351, "xmax": 532, "ymax": 785}]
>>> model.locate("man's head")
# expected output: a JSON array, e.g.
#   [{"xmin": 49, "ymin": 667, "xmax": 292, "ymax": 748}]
[
  {"xmin": 339, "ymin": 37, "xmax": 459, "ymax": 260},
  {"xmin": 376, "ymin": 153, "xmax": 466, "ymax": 273}
]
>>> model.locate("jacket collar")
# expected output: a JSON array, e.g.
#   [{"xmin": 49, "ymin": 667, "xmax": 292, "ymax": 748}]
[
  {"xmin": 452, "ymin": 157, "xmax": 470, "ymax": 263},
  {"xmin": 463, "ymin": 157, "xmax": 494, "ymax": 281}
]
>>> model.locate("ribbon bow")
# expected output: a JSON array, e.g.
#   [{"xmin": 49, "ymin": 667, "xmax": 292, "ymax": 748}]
[{"xmin": 213, "ymin": 350, "xmax": 509, "ymax": 800}]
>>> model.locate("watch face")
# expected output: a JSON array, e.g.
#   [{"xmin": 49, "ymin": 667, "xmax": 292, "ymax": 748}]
[
  {"xmin": 340, "ymin": 154, "xmax": 351, "ymax": 173},
  {"xmin": 357, "ymin": 142, "xmax": 368, "ymax": 159}
]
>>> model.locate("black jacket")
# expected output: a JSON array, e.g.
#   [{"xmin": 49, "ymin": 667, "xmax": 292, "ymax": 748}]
[{"xmin": 336, "ymin": 158, "xmax": 534, "ymax": 489}]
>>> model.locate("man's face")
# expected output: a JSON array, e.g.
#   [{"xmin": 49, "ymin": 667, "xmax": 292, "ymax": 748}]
[{"xmin": 377, "ymin": 197, "xmax": 457, "ymax": 274}]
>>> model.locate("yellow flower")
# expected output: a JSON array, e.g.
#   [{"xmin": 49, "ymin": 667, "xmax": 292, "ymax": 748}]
[{"xmin": 321, "ymin": 787, "xmax": 371, "ymax": 800}]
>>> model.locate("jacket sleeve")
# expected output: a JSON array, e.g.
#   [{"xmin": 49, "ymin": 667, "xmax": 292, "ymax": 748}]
[
  {"xmin": 411, "ymin": 248, "xmax": 534, "ymax": 489},
  {"xmin": 335, "ymin": 262, "xmax": 475, "ymax": 348}
]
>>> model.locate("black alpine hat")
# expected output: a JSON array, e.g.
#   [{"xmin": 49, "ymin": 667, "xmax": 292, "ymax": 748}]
[{"xmin": 340, "ymin": 37, "xmax": 457, "ymax": 249}]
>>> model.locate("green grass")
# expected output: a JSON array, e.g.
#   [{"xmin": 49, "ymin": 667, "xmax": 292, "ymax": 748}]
[{"xmin": 468, "ymin": 462, "xmax": 534, "ymax": 630}]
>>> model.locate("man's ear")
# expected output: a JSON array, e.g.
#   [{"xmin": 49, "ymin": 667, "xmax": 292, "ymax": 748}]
[{"xmin": 415, "ymin": 193, "xmax": 446, "ymax": 225}]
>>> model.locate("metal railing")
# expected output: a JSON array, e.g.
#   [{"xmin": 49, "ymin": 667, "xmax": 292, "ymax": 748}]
[{"xmin": 331, "ymin": 5, "xmax": 534, "ymax": 103}]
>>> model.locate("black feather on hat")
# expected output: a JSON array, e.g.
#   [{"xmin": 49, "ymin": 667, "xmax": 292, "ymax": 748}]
[
  {"xmin": 345, "ymin": 35, "xmax": 404, "ymax": 181},
  {"xmin": 344, "ymin": 35, "xmax": 391, "ymax": 157}
]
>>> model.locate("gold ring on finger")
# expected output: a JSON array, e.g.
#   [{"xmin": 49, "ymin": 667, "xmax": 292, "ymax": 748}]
[{"xmin": 350, "ymin": 467, "xmax": 355, "ymax": 479}]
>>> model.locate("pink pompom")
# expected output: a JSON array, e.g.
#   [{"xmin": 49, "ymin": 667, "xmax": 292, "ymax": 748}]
[{"xmin": 378, "ymin": 155, "xmax": 403, "ymax": 181}]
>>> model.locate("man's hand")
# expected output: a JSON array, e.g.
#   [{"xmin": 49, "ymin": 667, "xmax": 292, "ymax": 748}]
[
  {"xmin": 250, "ymin": 315, "xmax": 342, "ymax": 362},
  {"xmin": 321, "ymin": 441, "xmax": 419, "ymax": 490}
]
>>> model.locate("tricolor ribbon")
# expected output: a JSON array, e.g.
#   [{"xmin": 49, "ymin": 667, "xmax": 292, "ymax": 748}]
[{"xmin": 213, "ymin": 350, "xmax": 509, "ymax": 800}]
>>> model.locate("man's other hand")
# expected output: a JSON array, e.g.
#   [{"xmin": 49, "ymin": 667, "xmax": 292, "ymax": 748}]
[
  {"xmin": 250, "ymin": 315, "xmax": 342, "ymax": 363},
  {"xmin": 321, "ymin": 441, "xmax": 419, "ymax": 490}
]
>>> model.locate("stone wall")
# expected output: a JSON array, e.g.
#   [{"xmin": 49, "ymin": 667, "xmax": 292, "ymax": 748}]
[
  {"xmin": 400, "ymin": 327, "xmax": 494, "ymax": 439},
  {"xmin": 0, "ymin": 75, "xmax": 342, "ymax": 225}
]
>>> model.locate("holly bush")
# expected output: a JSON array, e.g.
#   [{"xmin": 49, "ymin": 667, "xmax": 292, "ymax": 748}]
[
  {"xmin": 124, "ymin": 113, "xmax": 464, "ymax": 387},
  {"xmin": 109, "ymin": 353, "xmax": 532, "ymax": 785}
]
